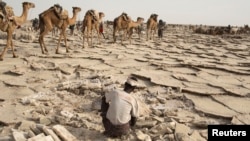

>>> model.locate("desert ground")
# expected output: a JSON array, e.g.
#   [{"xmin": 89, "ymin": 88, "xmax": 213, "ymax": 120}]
[{"xmin": 0, "ymin": 21, "xmax": 250, "ymax": 141}]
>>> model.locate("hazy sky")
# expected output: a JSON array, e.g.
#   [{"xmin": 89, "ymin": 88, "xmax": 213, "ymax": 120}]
[{"xmin": 7, "ymin": 0, "xmax": 250, "ymax": 26}]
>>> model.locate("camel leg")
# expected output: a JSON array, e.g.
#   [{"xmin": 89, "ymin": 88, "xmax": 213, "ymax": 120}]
[
  {"xmin": 58, "ymin": 28, "xmax": 68, "ymax": 52},
  {"xmin": 39, "ymin": 17, "xmax": 54, "ymax": 54},
  {"xmin": 137, "ymin": 28, "xmax": 140, "ymax": 40},
  {"xmin": 152, "ymin": 30, "xmax": 156, "ymax": 40},
  {"xmin": 146, "ymin": 30, "xmax": 149, "ymax": 41},
  {"xmin": 113, "ymin": 28, "xmax": 117, "ymax": 43},
  {"xmin": 150, "ymin": 30, "xmax": 153, "ymax": 40},
  {"xmin": 0, "ymin": 33, "xmax": 12, "ymax": 61},
  {"xmin": 63, "ymin": 31, "xmax": 69, "ymax": 53},
  {"xmin": 90, "ymin": 30, "xmax": 93, "ymax": 47},
  {"xmin": 121, "ymin": 30, "xmax": 127, "ymax": 44},
  {"xmin": 129, "ymin": 29, "xmax": 132, "ymax": 44},
  {"xmin": 87, "ymin": 28, "xmax": 90, "ymax": 47},
  {"xmin": 128, "ymin": 30, "xmax": 131, "ymax": 44},
  {"xmin": 82, "ymin": 33, "xmax": 85, "ymax": 48},
  {"xmin": 38, "ymin": 20, "xmax": 46, "ymax": 54},
  {"xmin": 152, "ymin": 31, "xmax": 154, "ymax": 40},
  {"xmin": 10, "ymin": 39, "xmax": 18, "ymax": 58},
  {"xmin": 148, "ymin": 30, "xmax": 152, "ymax": 40},
  {"xmin": 124, "ymin": 30, "xmax": 128, "ymax": 44},
  {"xmin": 95, "ymin": 25, "xmax": 100, "ymax": 45},
  {"xmin": 149, "ymin": 30, "xmax": 151, "ymax": 40},
  {"xmin": 39, "ymin": 35, "xmax": 45, "ymax": 54},
  {"xmin": 138, "ymin": 29, "xmax": 141, "ymax": 40},
  {"xmin": 39, "ymin": 29, "xmax": 50, "ymax": 54},
  {"xmin": 82, "ymin": 26, "xmax": 86, "ymax": 48},
  {"xmin": 129, "ymin": 34, "xmax": 132, "ymax": 44},
  {"xmin": 96, "ymin": 29, "xmax": 100, "ymax": 45},
  {"xmin": 56, "ymin": 31, "xmax": 63, "ymax": 54}
]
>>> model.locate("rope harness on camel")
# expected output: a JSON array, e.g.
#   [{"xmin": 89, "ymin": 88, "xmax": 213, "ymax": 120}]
[{"xmin": 0, "ymin": 1, "xmax": 16, "ymax": 31}]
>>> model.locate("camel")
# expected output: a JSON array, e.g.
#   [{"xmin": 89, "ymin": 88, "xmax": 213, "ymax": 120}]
[
  {"xmin": 146, "ymin": 14, "xmax": 158, "ymax": 41},
  {"xmin": 127, "ymin": 17, "xmax": 144, "ymax": 44},
  {"xmin": 82, "ymin": 9, "xmax": 105, "ymax": 47},
  {"xmin": 0, "ymin": 2, "xmax": 35, "ymax": 61},
  {"xmin": 39, "ymin": 6, "xmax": 81, "ymax": 54},
  {"xmin": 113, "ymin": 12, "xmax": 131, "ymax": 44}
]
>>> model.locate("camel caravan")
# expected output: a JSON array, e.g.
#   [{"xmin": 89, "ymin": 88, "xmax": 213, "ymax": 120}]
[{"xmin": 0, "ymin": 1, "xmax": 249, "ymax": 60}]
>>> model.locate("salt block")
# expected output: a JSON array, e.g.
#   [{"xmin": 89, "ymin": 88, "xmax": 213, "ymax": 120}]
[
  {"xmin": 30, "ymin": 124, "xmax": 42, "ymax": 135},
  {"xmin": 52, "ymin": 125, "xmax": 77, "ymax": 141},
  {"xmin": 43, "ymin": 126, "xmax": 61, "ymax": 141},
  {"xmin": 28, "ymin": 130, "xmax": 36, "ymax": 138},
  {"xmin": 27, "ymin": 133, "xmax": 45, "ymax": 141},
  {"xmin": 28, "ymin": 135, "xmax": 54, "ymax": 141},
  {"xmin": 12, "ymin": 131, "xmax": 27, "ymax": 141}
]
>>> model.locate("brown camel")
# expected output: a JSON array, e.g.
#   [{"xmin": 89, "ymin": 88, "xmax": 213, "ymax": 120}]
[
  {"xmin": 113, "ymin": 12, "xmax": 131, "ymax": 44},
  {"xmin": 127, "ymin": 17, "xmax": 144, "ymax": 44},
  {"xmin": 82, "ymin": 9, "xmax": 105, "ymax": 47},
  {"xmin": 0, "ymin": 2, "xmax": 35, "ymax": 61},
  {"xmin": 146, "ymin": 14, "xmax": 158, "ymax": 41},
  {"xmin": 39, "ymin": 6, "xmax": 81, "ymax": 54}
]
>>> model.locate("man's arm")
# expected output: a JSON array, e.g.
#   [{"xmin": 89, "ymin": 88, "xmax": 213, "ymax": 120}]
[
  {"xmin": 100, "ymin": 96, "xmax": 109, "ymax": 117},
  {"xmin": 130, "ymin": 97, "xmax": 139, "ymax": 126},
  {"xmin": 130, "ymin": 116, "xmax": 137, "ymax": 127}
]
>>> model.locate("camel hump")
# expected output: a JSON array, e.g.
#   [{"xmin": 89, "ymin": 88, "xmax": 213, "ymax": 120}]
[
  {"xmin": 87, "ymin": 9, "xmax": 98, "ymax": 21},
  {"xmin": 88, "ymin": 9, "xmax": 95, "ymax": 16},
  {"xmin": 39, "ymin": 4, "xmax": 58, "ymax": 17},
  {"xmin": 0, "ymin": 1, "xmax": 14, "ymax": 19},
  {"xmin": 121, "ymin": 13, "xmax": 130, "ymax": 21},
  {"xmin": 60, "ymin": 9, "xmax": 68, "ymax": 19},
  {"xmin": 53, "ymin": 4, "xmax": 68, "ymax": 19},
  {"xmin": 150, "ymin": 14, "xmax": 158, "ymax": 22},
  {"xmin": 40, "ymin": 4, "xmax": 68, "ymax": 20},
  {"xmin": 5, "ymin": 6, "xmax": 14, "ymax": 17},
  {"xmin": 53, "ymin": 4, "xmax": 63, "ymax": 15}
]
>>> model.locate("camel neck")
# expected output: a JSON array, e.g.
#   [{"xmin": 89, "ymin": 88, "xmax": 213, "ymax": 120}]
[
  {"xmin": 99, "ymin": 17, "xmax": 103, "ymax": 23},
  {"xmin": 15, "ymin": 6, "xmax": 29, "ymax": 25},
  {"xmin": 68, "ymin": 12, "xmax": 77, "ymax": 25}
]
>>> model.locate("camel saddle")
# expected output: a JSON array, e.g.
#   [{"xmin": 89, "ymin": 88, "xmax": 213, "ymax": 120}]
[
  {"xmin": 87, "ymin": 10, "xmax": 98, "ymax": 22},
  {"xmin": 0, "ymin": 4, "xmax": 15, "ymax": 31},
  {"xmin": 40, "ymin": 4, "xmax": 68, "ymax": 20},
  {"xmin": 0, "ymin": 4, "xmax": 15, "ymax": 21},
  {"xmin": 150, "ymin": 14, "xmax": 158, "ymax": 22},
  {"xmin": 53, "ymin": 4, "xmax": 68, "ymax": 19},
  {"xmin": 121, "ymin": 13, "xmax": 130, "ymax": 22}
]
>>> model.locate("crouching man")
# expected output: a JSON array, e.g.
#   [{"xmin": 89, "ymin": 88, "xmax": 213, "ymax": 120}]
[{"xmin": 101, "ymin": 76, "xmax": 139, "ymax": 138}]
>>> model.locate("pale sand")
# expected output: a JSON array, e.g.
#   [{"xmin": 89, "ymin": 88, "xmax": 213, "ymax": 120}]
[{"xmin": 0, "ymin": 22, "xmax": 250, "ymax": 140}]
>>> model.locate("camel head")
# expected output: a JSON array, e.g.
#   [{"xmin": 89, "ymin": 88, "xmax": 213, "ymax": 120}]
[
  {"xmin": 99, "ymin": 12, "xmax": 105, "ymax": 18},
  {"xmin": 137, "ymin": 17, "xmax": 144, "ymax": 23},
  {"xmin": 72, "ymin": 7, "xmax": 81, "ymax": 14},
  {"xmin": 22, "ymin": 2, "xmax": 35, "ymax": 9},
  {"xmin": 98, "ymin": 12, "xmax": 105, "ymax": 22}
]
